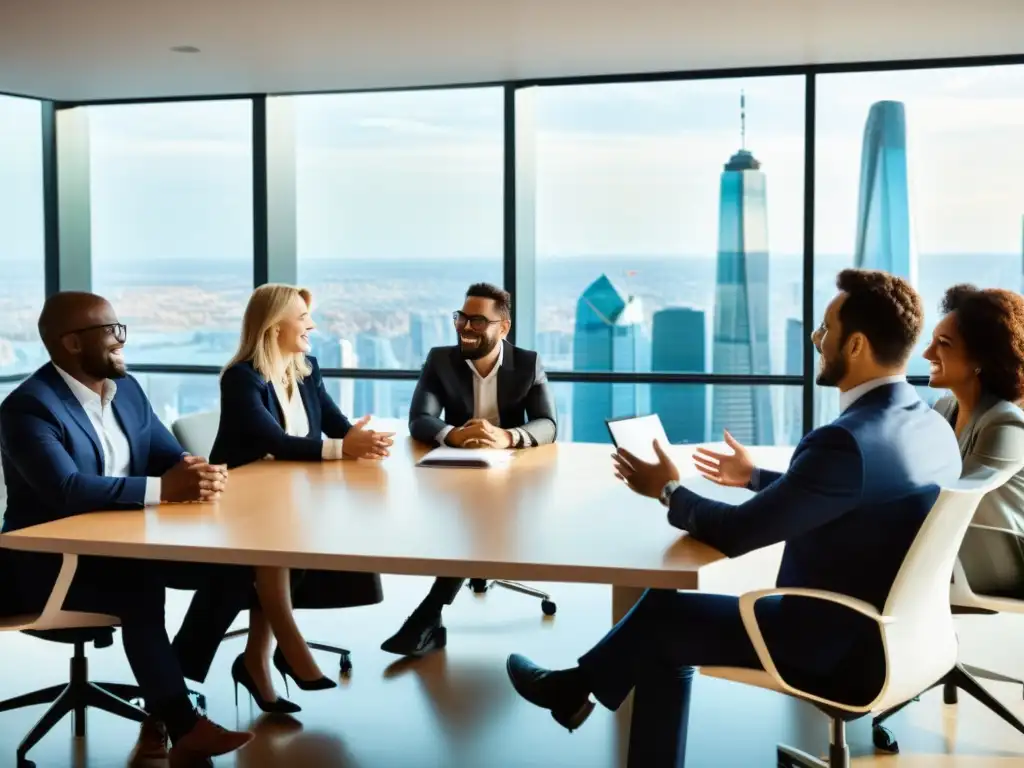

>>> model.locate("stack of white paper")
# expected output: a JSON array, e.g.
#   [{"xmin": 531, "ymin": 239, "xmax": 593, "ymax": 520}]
[{"xmin": 416, "ymin": 447, "xmax": 513, "ymax": 468}]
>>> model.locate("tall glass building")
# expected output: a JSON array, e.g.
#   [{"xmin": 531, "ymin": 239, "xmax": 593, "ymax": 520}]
[
  {"xmin": 651, "ymin": 307, "xmax": 706, "ymax": 443},
  {"xmin": 572, "ymin": 274, "xmax": 648, "ymax": 442},
  {"xmin": 710, "ymin": 143, "xmax": 774, "ymax": 445},
  {"xmin": 854, "ymin": 100, "xmax": 916, "ymax": 285}
]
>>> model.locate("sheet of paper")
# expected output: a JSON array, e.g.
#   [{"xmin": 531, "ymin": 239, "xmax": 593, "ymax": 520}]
[
  {"xmin": 606, "ymin": 414, "xmax": 671, "ymax": 463},
  {"xmin": 417, "ymin": 446, "xmax": 513, "ymax": 468}
]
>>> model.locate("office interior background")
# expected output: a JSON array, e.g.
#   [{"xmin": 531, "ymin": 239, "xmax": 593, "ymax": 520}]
[{"xmin": 1, "ymin": 5, "xmax": 1023, "ymax": 442}]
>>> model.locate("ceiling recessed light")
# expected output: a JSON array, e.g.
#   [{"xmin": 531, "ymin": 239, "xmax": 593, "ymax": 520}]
[{"xmin": 170, "ymin": 45, "xmax": 201, "ymax": 54}]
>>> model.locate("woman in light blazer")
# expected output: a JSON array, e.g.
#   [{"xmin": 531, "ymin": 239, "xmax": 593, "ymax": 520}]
[
  {"xmin": 924, "ymin": 284, "xmax": 1024, "ymax": 597},
  {"xmin": 211, "ymin": 284, "xmax": 395, "ymax": 712}
]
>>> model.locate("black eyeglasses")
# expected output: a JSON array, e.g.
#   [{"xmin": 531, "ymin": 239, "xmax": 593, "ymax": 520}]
[
  {"xmin": 452, "ymin": 311, "xmax": 501, "ymax": 333},
  {"xmin": 61, "ymin": 323, "xmax": 128, "ymax": 343}
]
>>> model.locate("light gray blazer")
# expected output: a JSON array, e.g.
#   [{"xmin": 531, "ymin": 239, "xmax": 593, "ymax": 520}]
[{"xmin": 935, "ymin": 394, "xmax": 1024, "ymax": 596}]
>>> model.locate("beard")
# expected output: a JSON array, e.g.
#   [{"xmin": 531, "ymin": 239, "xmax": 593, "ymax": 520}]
[
  {"xmin": 815, "ymin": 351, "xmax": 847, "ymax": 387},
  {"xmin": 82, "ymin": 349, "xmax": 126, "ymax": 380},
  {"xmin": 459, "ymin": 333, "xmax": 499, "ymax": 361}
]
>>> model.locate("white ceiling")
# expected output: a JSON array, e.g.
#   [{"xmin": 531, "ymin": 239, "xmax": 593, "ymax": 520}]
[{"xmin": 1, "ymin": 0, "xmax": 1022, "ymax": 102}]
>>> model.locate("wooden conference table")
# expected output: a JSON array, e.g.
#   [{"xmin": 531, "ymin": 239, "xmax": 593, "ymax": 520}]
[{"xmin": 1, "ymin": 425, "xmax": 794, "ymax": 762}]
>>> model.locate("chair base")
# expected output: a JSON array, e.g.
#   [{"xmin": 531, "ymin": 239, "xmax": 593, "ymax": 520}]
[
  {"xmin": 467, "ymin": 579, "xmax": 557, "ymax": 616},
  {"xmin": 0, "ymin": 641, "xmax": 147, "ymax": 768},
  {"xmin": 777, "ymin": 718, "xmax": 849, "ymax": 768},
  {"xmin": 223, "ymin": 627, "xmax": 353, "ymax": 674},
  {"xmin": 872, "ymin": 663, "xmax": 1024, "ymax": 754}
]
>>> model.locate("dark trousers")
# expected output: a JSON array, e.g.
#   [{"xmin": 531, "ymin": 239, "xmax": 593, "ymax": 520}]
[
  {"xmin": 578, "ymin": 589, "xmax": 885, "ymax": 768},
  {"xmin": 424, "ymin": 576, "xmax": 465, "ymax": 609},
  {"xmin": 17, "ymin": 555, "xmax": 247, "ymax": 732}
]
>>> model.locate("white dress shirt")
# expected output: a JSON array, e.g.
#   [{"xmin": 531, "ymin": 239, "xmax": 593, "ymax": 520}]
[
  {"xmin": 269, "ymin": 378, "xmax": 345, "ymax": 460},
  {"xmin": 435, "ymin": 344, "xmax": 531, "ymax": 448},
  {"xmin": 54, "ymin": 365, "xmax": 162, "ymax": 505},
  {"xmin": 838, "ymin": 374, "xmax": 907, "ymax": 413}
]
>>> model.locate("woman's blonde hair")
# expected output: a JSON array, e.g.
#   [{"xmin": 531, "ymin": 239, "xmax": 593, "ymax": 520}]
[{"xmin": 225, "ymin": 284, "xmax": 314, "ymax": 386}]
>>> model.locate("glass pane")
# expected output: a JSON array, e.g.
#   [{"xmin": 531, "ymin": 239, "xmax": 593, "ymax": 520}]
[
  {"xmin": 530, "ymin": 77, "xmax": 806, "ymax": 410},
  {"xmin": 551, "ymin": 382, "xmax": 801, "ymax": 445},
  {"xmin": 131, "ymin": 372, "xmax": 222, "ymax": 426},
  {"xmin": 292, "ymin": 88, "xmax": 504, "ymax": 371},
  {"xmin": 0, "ymin": 95, "xmax": 45, "ymax": 376},
  {"xmin": 88, "ymin": 100, "xmax": 253, "ymax": 366},
  {"xmin": 814, "ymin": 64, "xmax": 1024, "ymax": 425}
]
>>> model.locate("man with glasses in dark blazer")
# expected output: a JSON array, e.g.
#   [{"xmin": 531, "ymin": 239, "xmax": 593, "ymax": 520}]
[{"xmin": 380, "ymin": 282, "xmax": 557, "ymax": 657}]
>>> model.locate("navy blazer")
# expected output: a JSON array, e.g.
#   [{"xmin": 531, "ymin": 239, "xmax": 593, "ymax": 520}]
[
  {"xmin": 1, "ymin": 363, "xmax": 185, "ymax": 534},
  {"xmin": 669, "ymin": 382, "xmax": 962, "ymax": 669},
  {"xmin": 210, "ymin": 357, "xmax": 353, "ymax": 469},
  {"xmin": 408, "ymin": 341, "xmax": 557, "ymax": 446}
]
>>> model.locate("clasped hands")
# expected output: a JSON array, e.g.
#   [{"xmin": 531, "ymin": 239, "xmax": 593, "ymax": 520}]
[
  {"xmin": 341, "ymin": 415, "xmax": 396, "ymax": 460},
  {"xmin": 447, "ymin": 419, "xmax": 514, "ymax": 449},
  {"xmin": 611, "ymin": 429, "xmax": 755, "ymax": 499},
  {"xmin": 161, "ymin": 455, "xmax": 229, "ymax": 504}
]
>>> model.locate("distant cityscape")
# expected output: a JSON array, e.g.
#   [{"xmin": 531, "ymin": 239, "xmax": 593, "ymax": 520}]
[{"xmin": 2, "ymin": 97, "xmax": 1022, "ymax": 444}]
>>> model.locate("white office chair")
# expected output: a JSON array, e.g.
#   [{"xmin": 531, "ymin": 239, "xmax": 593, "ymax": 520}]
[
  {"xmin": 170, "ymin": 409, "xmax": 220, "ymax": 460},
  {"xmin": 870, "ymin": 522, "xmax": 1024, "ymax": 752},
  {"xmin": 700, "ymin": 466, "xmax": 1012, "ymax": 768},
  {"xmin": 0, "ymin": 551, "xmax": 149, "ymax": 768},
  {"xmin": 170, "ymin": 411, "xmax": 355, "ymax": 674}
]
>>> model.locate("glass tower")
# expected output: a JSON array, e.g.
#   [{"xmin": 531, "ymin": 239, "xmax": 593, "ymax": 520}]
[
  {"xmin": 572, "ymin": 274, "xmax": 648, "ymax": 442},
  {"xmin": 854, "ymin": 100, "xmax": 916, "ymax": 285},
  {"xmin": 710, "ymin": 102, "xmax": 774, "ymax": 445},
  {"xmin": 651, "ymin": 307, "xmax": 706, "ymax": 444}
]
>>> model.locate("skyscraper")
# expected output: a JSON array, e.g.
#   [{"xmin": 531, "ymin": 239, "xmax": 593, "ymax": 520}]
[
  {"xmin": 409, "ymin": 311, "xmax": 451, "ymax": 368},
  {"xmin": 572, "ymin": 274, "xmax": 648, "ymax": 442},
  {"xmin": 651, "ymin": 307, "xmax": 706, "ymax": 443},
  {"xmin": 854, "ymin": 100, "xmax": 916, "ymax": 285},
  {"xmin": 783, "ymin": 316, "xmax": 803, "ymax": 445},
  {"xmin": 710, "ymin": 94, "xmax": 774, "ymax": 445}
]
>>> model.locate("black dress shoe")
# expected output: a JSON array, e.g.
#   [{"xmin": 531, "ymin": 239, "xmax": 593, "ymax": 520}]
[
  {"xmin": 380, "ymin": 611, "xmax": 448, "ymax": 657},
  {"xmin": 506, "ymin": 654, "xmax": 595, "ymax": 732}
]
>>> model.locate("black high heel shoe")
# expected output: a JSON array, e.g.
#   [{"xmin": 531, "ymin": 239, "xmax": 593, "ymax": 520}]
[
  {"xmin": 273, "ymin": 647, "xmax": 337, "ymax": 695},
  {"xmin": 231, "ymin": 654, "xmax": 302, "ymax": 714}
]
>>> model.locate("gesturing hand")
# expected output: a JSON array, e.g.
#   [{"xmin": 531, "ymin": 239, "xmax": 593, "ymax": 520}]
[
  {"xmin": 612, "ymin": 441, "xmax": 680, "ymax": 499},
  {"xmin": 459, "ymin": 419, "xmax": 513, "ymax": 449},
  {"xmin": 342, "ymin": 415, "xmax": 396, "ymax": 460},
  {"xmin": 161, "ymin": 456, "xmax": 228, "ymax": 503},
  {"xmin": 692, "ymin": 430, "xmax": 754, "ymax": 487}
]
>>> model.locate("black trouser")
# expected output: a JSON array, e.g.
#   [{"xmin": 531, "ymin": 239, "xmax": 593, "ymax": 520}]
[
  {"xmin": 16, "ymin": 554, "xmax": 251, "ymax": 740},
  {"xmin": 422, "ymin": 576, "xmax": 465, "ymax": 611},
  {"xmin": 577, "ymin": 589, "xmax": 885, "ymax": 768}
]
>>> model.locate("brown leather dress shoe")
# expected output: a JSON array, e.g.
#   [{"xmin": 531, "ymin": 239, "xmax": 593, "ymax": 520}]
[
  {"xmin": 168, "ymin": 716, "xmax": 253, "ymax": 766},
  {"xmin": 127, "ymin": 716, "xmax": 169, "ymax": 765}
]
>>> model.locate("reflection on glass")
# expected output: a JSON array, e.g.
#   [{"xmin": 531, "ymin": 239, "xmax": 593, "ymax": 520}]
[
  {"xmin": 0, "ymin": 95, "xmax": 45, "ymax": 376},
  {"xmin": 815, "ymin": 65, "xmax": 1024, "ymax": 425},
  {"xmin": 551, "ymin": 382, "xmax": 799, "ymax": 445},
  {"xmin": 290, "ymin": 88, "xmax": 503, "ymax": 371},
  {"xmin": 88, "ymin": 100, "xmax": 254, "ymax": 367}
]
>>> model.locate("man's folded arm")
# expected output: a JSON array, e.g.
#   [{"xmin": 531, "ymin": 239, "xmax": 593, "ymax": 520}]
[
  {"xmin": 667, "ymin": 426, "xmax": 864, "ymax": 557},
  {"xmin": 408, "ymin": 352, "xmax": 448, "ymax": 444},
  {"xmin": 519, "ymin": 355, "xmax": 557, "ymax": 446},
  {"xmin": 1, "ymin": 397, "xmax": 148, "ymax": 518}
]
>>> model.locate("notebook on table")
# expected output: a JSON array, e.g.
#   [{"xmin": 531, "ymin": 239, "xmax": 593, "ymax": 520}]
[
  {"xmin": 605, "ymin": 414, "xmax": 671, "ymax": 463},
  {"xmin": 416, "ymin": 446, "xmax": 513, "ymax": 468}
]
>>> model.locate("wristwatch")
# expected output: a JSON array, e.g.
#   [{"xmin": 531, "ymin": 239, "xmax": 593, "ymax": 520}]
[{"xmin": 659, "ymin": 480, "xmax": 681, "ymax": 507}]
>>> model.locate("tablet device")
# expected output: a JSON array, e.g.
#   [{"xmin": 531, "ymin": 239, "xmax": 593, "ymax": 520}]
[{"xmin": 606, "ymin": 414, "xmax": 671, "ymax": 463}]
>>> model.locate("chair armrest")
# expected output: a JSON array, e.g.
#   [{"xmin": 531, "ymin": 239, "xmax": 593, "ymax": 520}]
[
  {"xmin": 737, "ymin": 587, "xmax": 892, "ymax": 713},
  {"xmin": 968, "ymin": 523, "xmax": 1024, "ymax": 539},
  {"xmin": 35, "ymin": 554, "xmax": 79, "ymax": 628}
]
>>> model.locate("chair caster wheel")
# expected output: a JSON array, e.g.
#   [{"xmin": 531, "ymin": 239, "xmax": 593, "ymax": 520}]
[
  {"xmin": 17, "ymin": 757, "xmax": 34, "ymax": 767},
  {"xmin": 872, "ymin": 724, "xmax": 899, "ymax": 753},
  {"xmin": 339, "ymin": 653, "xmax": 353, "ymax": 675},
  {"xmin": 469, "ymin": 579, "xmax": 489, "ymax": 594},
  {"xmin": 541, "ymin": 599, "xmax": 557, "ymax": 616}
]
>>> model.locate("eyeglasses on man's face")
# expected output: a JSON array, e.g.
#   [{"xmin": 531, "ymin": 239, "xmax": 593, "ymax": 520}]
[
  {"xmin": 452, "ymin": 311, "xmax": 501, "ymax": 333},
  {"xmin": 61, "ymin": 323, "xmax": 128, "ymax": 344}
]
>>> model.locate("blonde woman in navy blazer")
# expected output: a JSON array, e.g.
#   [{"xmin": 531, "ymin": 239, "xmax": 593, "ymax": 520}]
[{"xmin": 211, "ymin": 284, "xmax": 395, "ymax": 712}]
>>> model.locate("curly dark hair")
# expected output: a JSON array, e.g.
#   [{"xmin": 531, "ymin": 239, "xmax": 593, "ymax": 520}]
[
  {"xmin": 940, "ymin": 284, "xmax": 1024, "ymax": 402},
  {"xmin": 835, "ymin": 269, "xmax": 924, "ymax": 366},
  {"xmin": 465, "ymin": 282, "xmax": 512, "ymax": 321}
]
